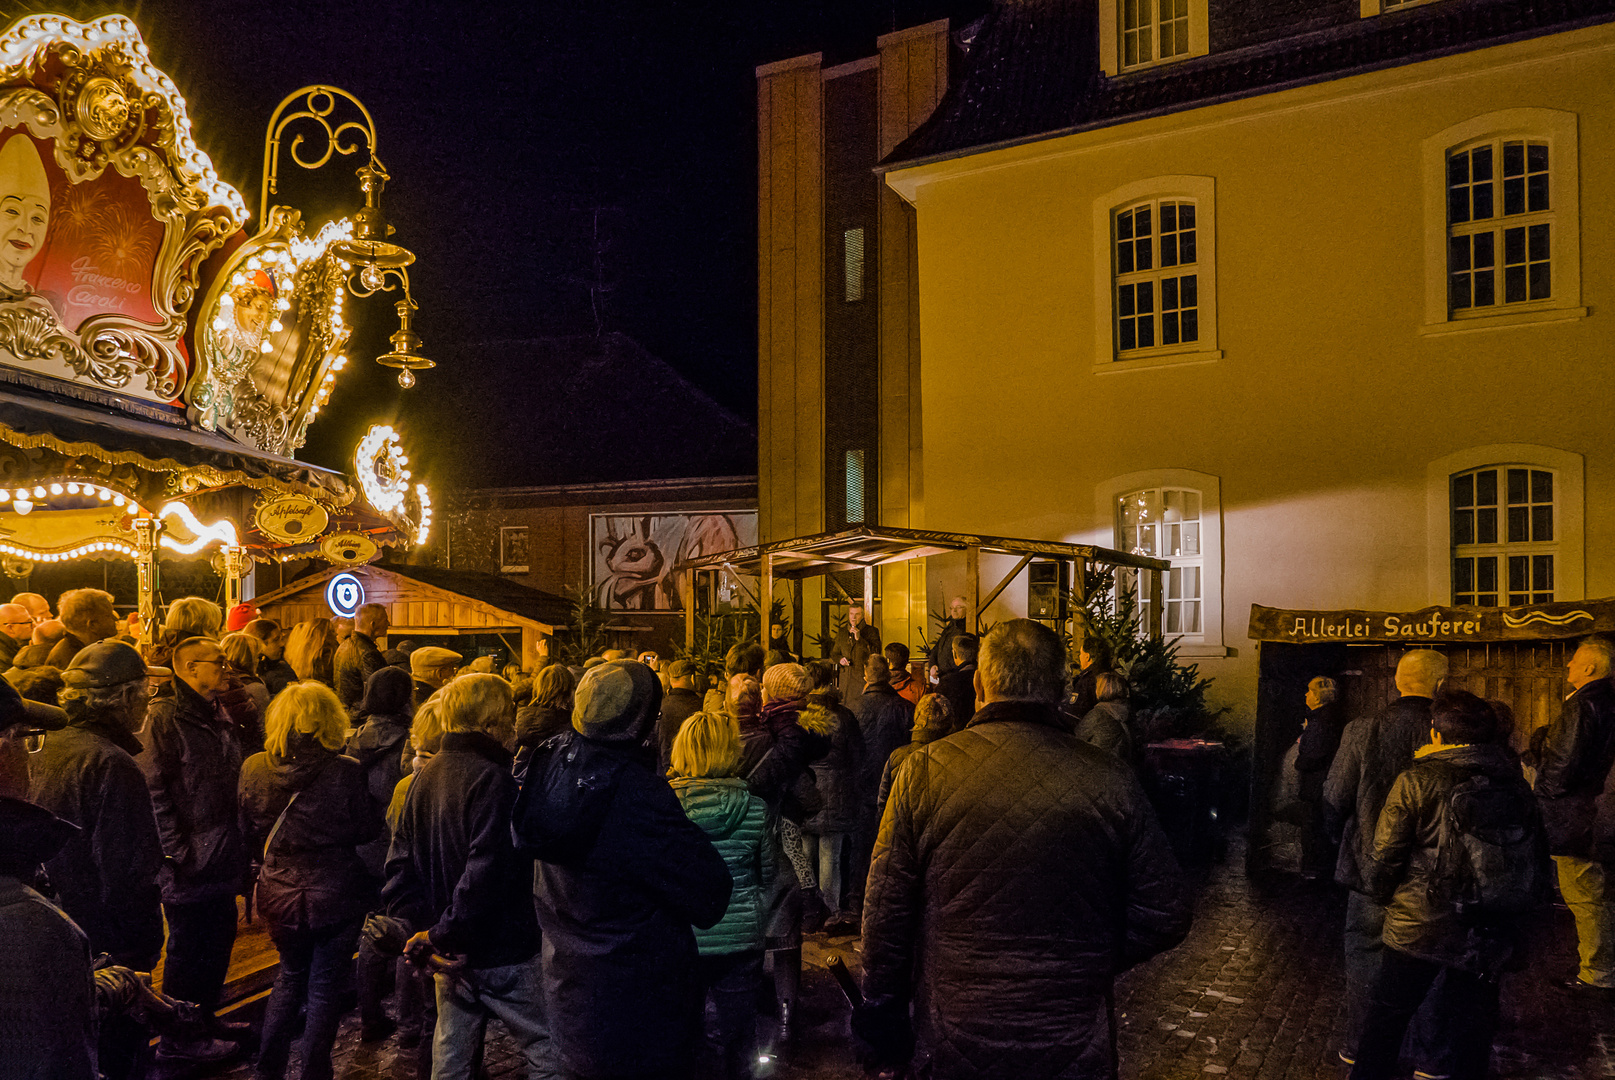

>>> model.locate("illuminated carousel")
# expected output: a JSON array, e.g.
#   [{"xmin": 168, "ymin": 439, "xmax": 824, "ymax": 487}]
[{"xmin": 0, "ymin": 13, "xmax": 435, "ymax": 634}]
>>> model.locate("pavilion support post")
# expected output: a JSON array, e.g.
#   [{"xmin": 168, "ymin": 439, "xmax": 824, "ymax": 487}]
[
  {"xmin": 965, "ymin": 544, "xmax": 980, "ymax": 633},
  {"xmin": 979, "ymin": 554, "xmax": 1033, "ymax": 615},
  {"xmin": 133, "ymin": 517, "xmax": 161, "ymax": 645},
  {"xmin": 1148, "ymin": 567, "xmax": 1164, "ymax": 639},
  {"xmin": 682, "ymin": 570, "xmax": 695, "ymax": 653},
  {"xmin": 1070, "ymin": 557, "xmax": 1089, "ymax": 643},
  {"xmin": 761, "ymin": 552, "xmax": 774, "ymax": 644},
  {"xmin": 863, "ymin": 565, "xmax": 874, "ymax": 625},
  {"xmin": 792, "ymin": 578, "xmax": 803, "ymax": 658},
  {"xmin": 222, "ymin": 545, "xmax": 248, "ymax": 612}
]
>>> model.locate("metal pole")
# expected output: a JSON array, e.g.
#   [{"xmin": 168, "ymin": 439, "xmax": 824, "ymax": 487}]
[
  {"xmin": 863, "ymin": 565, "xmax": 874, "ymax": 630},
  {"xmin": 761, "ymin": 552, "xmax": 774, "ymax": 644},
  {"xmin": 965, "ymin": 545, "xmax": 981, "ymax": 633},
  {"xmin": 682, "ymin": 569, "xmax": 695, "ymax": 653}
]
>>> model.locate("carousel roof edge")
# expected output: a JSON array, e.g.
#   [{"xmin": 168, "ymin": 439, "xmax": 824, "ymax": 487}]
[{"xmin": 0, "ymin": 390, "xmax": 353, "ymax": 504}]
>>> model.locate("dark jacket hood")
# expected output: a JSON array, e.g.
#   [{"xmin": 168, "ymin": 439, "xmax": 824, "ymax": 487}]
[
  {"xmin": 514, "ymin": 730, "xmax": 640, "ymax": 865},
  {"xmin": 358, "ymin": 665, "xmax": 415, "ymax": 719},
  {"xmin": 346, "ymin": 715, "xmax": 410, "ymax": 766},
  {"xmin": 267, "ymin": 730, "xmax": 340, "ymax": 791},
  {"xmin": 1417, "ymin": 740, "xmax": 1520, "ymax": 777}
]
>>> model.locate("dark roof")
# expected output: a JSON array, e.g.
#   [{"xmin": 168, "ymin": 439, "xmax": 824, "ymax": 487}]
[
  {"xmin": 431, "ymin": 332, "xmax": 756, "ymax": 488},
  {"xmin": 381, "ymin": 562, "xmax": 574, "ymax": 627},
  {"xmin": 884, "ymin": 0, "xmax": 1615, "ymax": 168}
]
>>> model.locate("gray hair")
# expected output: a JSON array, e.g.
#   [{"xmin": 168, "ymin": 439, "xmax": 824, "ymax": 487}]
[
  {"xmin": 978, "ymin": 619, "xmax": 1066, "ymax": 704},
  {"xmin": 1577, "ymin": 636, "xmax": 1615, "ymax": 678},
  {"xmin": 1308, "ymin": 676, "xmax": 1338, "ymax": 705},
  {"xmin": 58, "ymin": 680, "xmax": 145, "ymax": 722},
  {"xmin": 1095, "ymin": 671, "xmax": 1128, "ymax": 703}
]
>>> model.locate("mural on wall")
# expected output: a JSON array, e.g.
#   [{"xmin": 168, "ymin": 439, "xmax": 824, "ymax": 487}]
[{"xmin": 591, "ymin": 511, "xmax": 756, "ymax": 611}]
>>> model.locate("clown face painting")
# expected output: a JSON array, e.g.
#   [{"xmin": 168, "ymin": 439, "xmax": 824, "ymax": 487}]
[{"xmin": 0, "ymin": 134, "xmax": 49, "ymax": 296}]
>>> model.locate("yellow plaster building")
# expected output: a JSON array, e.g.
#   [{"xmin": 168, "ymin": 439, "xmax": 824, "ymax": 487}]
[{"xmin": 762, "ymin": 1, "xmax": 1615, "ymax": 733}]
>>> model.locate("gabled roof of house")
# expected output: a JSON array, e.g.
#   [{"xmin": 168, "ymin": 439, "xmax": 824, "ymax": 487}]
[{"xmin": 882, "ymin": 0, "xmax": 1615, "ymax": 170}]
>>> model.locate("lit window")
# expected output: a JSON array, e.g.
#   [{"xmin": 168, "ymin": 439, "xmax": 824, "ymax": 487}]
[
  {"xmin": 1115, "ymin": 200, "xmax": 1198, "ymax": 355},
  {"xmin": 1117, "ymin": 487, "xmax": 1202, "ymax": 635},
  {"xmin": 1451, "ymin": 466, "xmax": 1555, "ymax": 606},
  {"xmin": 1121, "ymin": 0, "xmax": 1190, "ymax": 68},
  {"xmin": 1448, "ymin": 140, "xmax": 1552, "ymax": 313},
  {"xmin": 843, "ymin": 228, "xmax": 865, "ymax": 303},
  {"xmin": 845, "ymin": 449, "xmax": 865, "ymax": 523}
]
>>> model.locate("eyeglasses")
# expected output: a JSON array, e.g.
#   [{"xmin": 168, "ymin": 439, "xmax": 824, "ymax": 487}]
[
  {"xmin": 189, "ymin": 659, "xmax": 225, "ymax": 669},
  {"xmin": 17, "ymin": 727, "xmax": 46, "ymax": 754}
]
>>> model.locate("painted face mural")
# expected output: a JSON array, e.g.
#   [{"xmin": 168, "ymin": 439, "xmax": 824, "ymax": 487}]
[{"xmin": 0, "ymin": 134, "xmax": 49, "ymax": 292}]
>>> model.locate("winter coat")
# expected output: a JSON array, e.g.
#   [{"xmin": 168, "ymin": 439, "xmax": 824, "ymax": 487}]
[
  {"xmin": 1363, "ymin": 742, "xmax": 1549, "ymax": 975},
  {"xmin": 1323, "ymin": 695, "xmax": 1434, "ymax": 893},
  {"xmin": 383, "ymin": 731, "xmax": 539, "ymax": 969},
  {"xmin": 929, "ymin": 618, "xmax": 968, "ymax": 679},
  {"xmin": 43, "ymin": 632, "xmax": 92, "ymax": 670},
  {"xmin": 1294, "ymin": 700, "xmax": 1347, "ymax": 802},
  {"xmin": 239, "ymin": 733, "xmax": 383, "ymax": 935},
  {"xmin": 1534, "ymin": 678, "xmax": 1615, "ymax": 856},
  {"xmin": 333, "ymin": 633, "xmax": 386, "ymax": 714},
  {"xmin": 513, "ymin": 705, "xmax": 572, "ymax": 777},
  {"xmin": 861, "ymin": 699, "xmax": 1191, "ymax": 1079},
  {"xmin": 832, "ymin": 623, "xmax": 883, "ymax": 708},
  {"xmin": 739, "ymin": 699, "xmax": 836, "ymax": 817},
  {"xmin": 857, "ymin": 682, "xmax": 915, "ymax": 802},
  {"xmin": 1076, "ymin": 701, "xmax": 1137, "ymax": 769},
  {"xmin": 656, "ymin": 686, "xmax": 704, "ymax": 774},
  {"xmin": 890, "ymin": 670, "xmax": 923, "ymax": 706},
  {"xmin": 27, "ymin": 716, "xmax": 165, "ymax": 964},
  {"xmin": 936, "ymin": 664, "xmax": 978, "ymax": 730},
  {"xmin": 259, "ymin": 657, "xmax": 296, "ymax": 697},
  {"xmin": 0, "ymin": 631, "xmax": 20, "ymax": 669},
  {"xmin": 137, "ymin": 678, "xmax": 249, "ymax": 904},
  {"xmin": 804, "ymin": 691, "xmax": 864, "ymax": 834},
  {"xmin": 672, "ymin": 775, "xmax": 772, "ymax": 955},
  {"xmin": 215, "ymin": 674, "xmax": 266, "ymax": 756},
  {"xmin": 515, "ymin": 730, "xmax": 731, "ymax": 1078},
  {"xmin": 1066, "ymin": 662, "xmax": 1110, "ymax": 722},
  {"xmin": 876, "ymin": 718, "xmax": 947, "ymax": 826},
  {"xmin": 344, "ymin": 714, "xmax": 411, "ymax": 878},
  {"xmin": 0, "ymin": 877, "xmax": 96, "ymax": 1080}
]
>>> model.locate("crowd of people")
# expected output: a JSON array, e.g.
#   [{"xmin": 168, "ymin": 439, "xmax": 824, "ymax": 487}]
[{"xmin": 0, "ymin": 580, "xmax": 1610, "ymax": 1080}]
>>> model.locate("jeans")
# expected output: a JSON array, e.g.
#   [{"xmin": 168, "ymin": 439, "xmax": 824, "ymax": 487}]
[
  {"xmin": 356, "ymin": 935, "xmax": 393, "ymax": 1027},
  {"xmin": 1341, "ymin": 891, "xmax": 1447, "ymax": 1068},
  {"xmin": 698, "ymin": 951, "xmax": 764, "ymax": 1080},
  {"xmin": 801, "ymin": 832, "xmax": 847, "ymax": 914},
  {"xmin": 162, "ymin": 896, "xmax": 239, "ymax": 1013},
  {"xmin": 433, "ymin": 957, "xmax": 557, "ymax": 1080},
  {"xmin": 1350, "ymin": 948, "xmax": 1499, "ymax": 1080},
  {"xmin": 256, "ymin": 919, "xmax": 361, "ymax": 1080},
  {"xmin": 1553, "ymin": 855, "xmax": 1615, "ymax": 987}
]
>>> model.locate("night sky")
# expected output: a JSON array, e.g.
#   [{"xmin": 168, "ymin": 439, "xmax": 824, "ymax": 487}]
[{"xmin": 32, "ymin": 0, "xmax": 987, "ymax": 486}]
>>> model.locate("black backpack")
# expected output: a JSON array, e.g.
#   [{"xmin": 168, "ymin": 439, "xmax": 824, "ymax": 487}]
[{"xmin": 1429, "ymin": 765, "xmax": 1546, "ymax": 922}]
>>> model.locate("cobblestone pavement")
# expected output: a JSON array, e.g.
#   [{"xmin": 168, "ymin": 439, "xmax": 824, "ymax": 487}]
[{"xmin": 196, "ymin": 836, "xmax": 1615, "ymax": 1080}]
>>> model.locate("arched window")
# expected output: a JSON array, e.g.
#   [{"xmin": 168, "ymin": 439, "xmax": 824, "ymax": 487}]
[{"xmin": 1097, "ymin": 468, "xmax": 1225, "ymax": 654}]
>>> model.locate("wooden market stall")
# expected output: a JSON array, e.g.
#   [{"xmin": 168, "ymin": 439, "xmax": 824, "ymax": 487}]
[
  {"xmin": 1245, "ymin": 597, "xmax": 1615, "ymax": 875},
  {"xmin": 252, "ymin": 562, "xmax": 570, "ymax": 671},
  {"xmin": 673, "ymin": 524, "xmax": 1172, "ymax": 651}
]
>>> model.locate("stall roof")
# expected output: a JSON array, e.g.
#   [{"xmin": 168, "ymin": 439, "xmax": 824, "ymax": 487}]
[
  {"xmin": 0, "ymin": 388, "xmax": 352, "ymax": 502},
  {"xmin": 251, "ymin": 561, "xmax": 574, "ymax": 630},
  {"xmin": 674, "ymin": 524, "xmax": 1170, "ymax": 579}
]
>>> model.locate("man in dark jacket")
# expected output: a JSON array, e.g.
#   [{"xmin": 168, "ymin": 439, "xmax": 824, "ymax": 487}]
[
  {"xmin": 935, "ymin": 633, "xmax": 978, "ymax": 728},
  {"xmin": 334, "ymin": 603, "xmax": 389, "ymax": 714},
  {"xmin": 245, "ymin": 619, "xmax": 295, "ymax": 697},
  {"xmin": 137, "ymin": 636, "xmax": 250, "ymax": 1061},
  {"xmin": 655, "ymin": 658, "xmax": 703, "ymax": 774},
  {"xmin": 927, "ymin": 597, "xmax": 969, "ymax": 682},
  {"xmin": 1324, "ymin": 648, "xmax": 1447, "ymax": 1065},
  {"xmin": 515, "ymin": 660, "xmax": 731, "ymax": 1080},
  {"xmin": 384, "ymin": 672, "xmax": 555, "ymax": 1078},
  {"xmin": 0, "ymin": 602, "xmax": 32, "ymax": 668},
  {"xmin": 1534, "ymin": 637, "xmax": 1615, "ymax": 993},
  {"xmin": 1351, "ymin": 691, "xmax": 1550, "ymax": 1080},
  {"xmin": 831, "ymin": 605, "xmax": 881, "ymax": 710},
  {"xmin": 859, "ymin": 620, "xmax": 1190, "ymax": 1079},
  {"xmin": 46, "ymin": 588, "xmax": 118, "ymax": 669},
  {"xmin": 850, "ymin": 656, "xmax": 915, "ymax": 922},
  {"xmin": 1296, "ymin": 675, "xmax": 1347, "ymax": 877}
]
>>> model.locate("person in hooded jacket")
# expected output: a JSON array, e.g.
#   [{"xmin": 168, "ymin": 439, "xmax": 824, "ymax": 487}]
[
  {"xmin": 384, "ymin": 675, "xmax": 557, "ymax": 1080},
  {"xmin": 240, "ymin": 681, "xmax": 384, "ymax": 1080},
  {"xmin": 513, "ymin": 660, "xmax": 731, "ymax": 1080},
  {"xmin": 876, "ymin": 693, "xmax": 955, "ymax": 825},
  {"xmin": 799, "ymin": 659, "xmax": 863, "ymax": 933},
  {"xmin": 1076, "ymin": 672, "xmax": 1138, "ymax": 769},
  {"xmin": 737, "ymin": 664, "xmax": 834, "ymax": 1060},
  {"xmin": 670, "ymin": 709, "xmax": 775, "ymax": 1079},
  {"xmin": 343, "ymin": 664, "xmax": 416, "ymax": 1040},
  {"xmin": 1350, "ymin": 691, "xmax": 1550, "ymax": 1080}
]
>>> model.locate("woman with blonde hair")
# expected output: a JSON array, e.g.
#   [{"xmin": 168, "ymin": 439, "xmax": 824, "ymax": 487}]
[
  {"xmin": 671, "ymin": 710, "xmax": 774, "ymax": 1078},
  {"xmin": 238, "ymin": 682, "xmax": 383, "ymax": 1080},
  {"xmin": 164, "ymin": 596, "xmax": 224, "ymax": 640},
  {"xmin": 284, "ymin": 619, "xmax": 338, "ymax": 688},
  {"xmin": 515, "ymin": 663, "xmax": 575, "ymax": 771}
]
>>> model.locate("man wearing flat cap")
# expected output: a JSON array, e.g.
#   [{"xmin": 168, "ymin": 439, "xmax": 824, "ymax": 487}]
[
  {"xmin": 515, "ymin": 660, "xmax": 732, "ymax": 1080},
  {"xmin": 410, "ymin": 645, "xmax": 461, "ymax": 709}
]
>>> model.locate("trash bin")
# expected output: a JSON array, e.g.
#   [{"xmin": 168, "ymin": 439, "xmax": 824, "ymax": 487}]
[{"xmin": 1143, "ymin": 738, "xmax": 1227, "ymax": 866}]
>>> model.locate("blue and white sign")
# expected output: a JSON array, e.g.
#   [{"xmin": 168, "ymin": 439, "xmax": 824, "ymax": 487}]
[{"xmin": 325, "ymin": 572, "xmax": 365, "ymax": 618}]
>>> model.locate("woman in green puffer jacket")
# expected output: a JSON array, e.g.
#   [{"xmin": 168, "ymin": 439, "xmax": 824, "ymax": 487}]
[{"xmin": 671, "ymin": 710, "xmax": 776, "ymax": 1080}]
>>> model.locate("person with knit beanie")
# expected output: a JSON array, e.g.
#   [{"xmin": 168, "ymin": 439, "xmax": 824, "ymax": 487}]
[{"xmin": 514, "ymin": 660, "xmax": 731, "ymax": 1080}]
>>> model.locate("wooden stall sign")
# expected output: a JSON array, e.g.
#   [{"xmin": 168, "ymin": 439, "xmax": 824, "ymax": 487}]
[{"xmin": 1249, "ymin": 598, "xmax": 1615, "ymax": 644}]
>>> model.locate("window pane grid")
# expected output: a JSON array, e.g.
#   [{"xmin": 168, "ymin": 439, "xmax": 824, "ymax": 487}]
[
  {"xmin": 1447, "ymin": 140, "xmax": 1551, "ymax": 314},
  {"xmin": 1118, "ymin": 487, "xmax": 1203, "ymax": 638},
  {"xmin": 1451, "ymin": 465, "xmax": 1555, "ymax": 607},
  {"xmin": 1115, "ymin": 199, "xmax": 1198, "ymax": 357},
  {"xmin": 1122, "ymin": 0, "xmax": 1191, "ymax": 68}
]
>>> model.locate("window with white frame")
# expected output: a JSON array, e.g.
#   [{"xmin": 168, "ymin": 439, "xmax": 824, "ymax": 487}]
[
  {"xmin": 1121, "ymin": 0, "xmax": 1190, "ymax": 68},
  {"xmin": 1447, "ymin": 139, "xmax": 1553, "ymax": 313},
  {"xmin": 1114, "ymin": 199, "xmax": 1199, "ymax": 354},
  {"xmin": 1117, "ymin": 487, "xmax": 1203, "ymax": 636},
  {"xmin": 1451, "ymin": 465, "xmax": 1555, "ymax": 606}
]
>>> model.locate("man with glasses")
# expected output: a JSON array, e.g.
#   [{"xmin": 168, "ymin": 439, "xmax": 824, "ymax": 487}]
[
  {"xmin": 0, "ymin": 603, "xmax": 33, "ymax": 668},
  {"xmin": 137, "ymin": 637, "xmax": 250, "ymax": 1065}
]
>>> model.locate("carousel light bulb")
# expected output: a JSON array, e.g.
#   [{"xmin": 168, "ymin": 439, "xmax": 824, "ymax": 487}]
[
  {"xmin": 112, "ymin": 494, "xmax": 124, "ymax": 506},
  {"xmin": 269, "ymin": 320, "xmax": 283, "ymax": 333},
  {"xmin": 0, "ymin": 490, "xmax": 8, "ymax": 501},
  {"xmin": 32, "ymin": 486, "xmax": 44, "ymax": 498},
  {"xmin": 360, "ymin": 263, "xmax": 387, "ymax": 291},
  {"xmin": 397, "ymin": 368, "xmax": 415, "ymax": 388},
  {"xmin": 259, "ymin": 340, "xmax": 273, "ymax": 354},
  {"xmin": 276, "ymin": 299, "xmax": 290, "ymax": 311},
  {"xmin": 97, "ymin": 488, "xmax": 111, "ymax": 500},
  {"xmin": 13, "ymin": 499, "xmax": 31, "ymax": 515},
  {"xmin": 65, "ymin": 483, "xmax": 78, "ymax": 494},
  {"xmin": 49, "ymin": 483, "xmax": 62, "ymax": 495}
]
